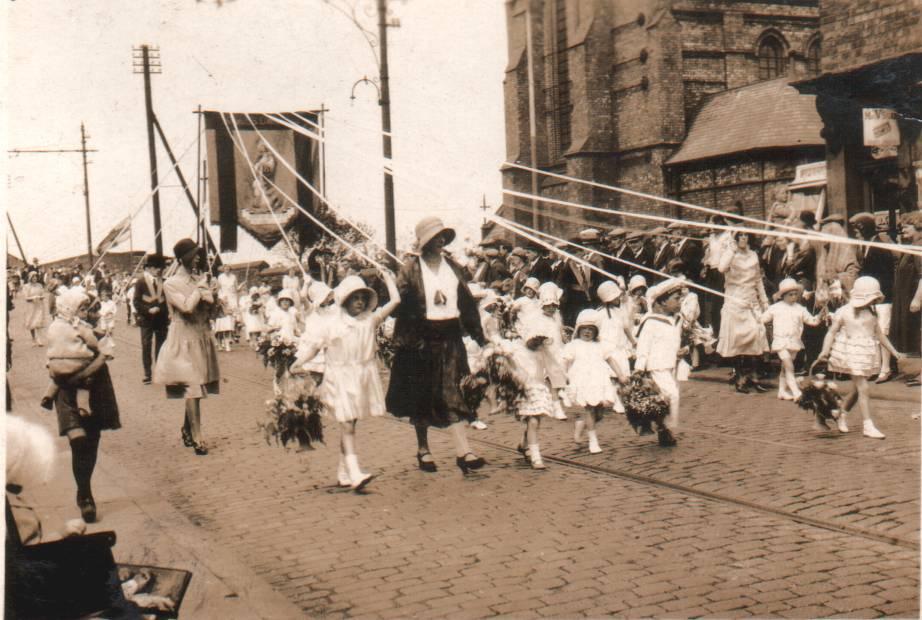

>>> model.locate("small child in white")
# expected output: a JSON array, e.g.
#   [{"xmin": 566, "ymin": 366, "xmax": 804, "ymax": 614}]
[
  {"xmin": 634, "ymin": 279, "xmax": 687, "ymax": 447},
  {"xmin": 97, "ymin": 288, "xmax": 118, "ymax": 336},
  {"xmin": 511, "ymin": 277, "xmax": 541, "ymax": 330},
  {"xmin": 563, "ymin": 310, "xmax": 629, "ymax": 454},
  {"xmin": 266, "ymin": 290, "xmax": 301, "ymax": 342},
  {"xmin": 532, "ymin": 282, "xmax": 568, "ymax": 420},
  {"xmin": 510, "ymin": 319, "xmax": 557, "ymax": 470},
  {"xmin": 818, "ymin": 276, "xmax": 902, "ymax": 439},
  {"xmin": 625, "ymin": 275, "xmax": 648, "ymax": 326},
  {"xmin": 294, "ymin": 272, "xmax": 400, "ymax": 492},
  {"xmin": 761, "ymin": 278, "xmax": 820, "ymax": 400}
]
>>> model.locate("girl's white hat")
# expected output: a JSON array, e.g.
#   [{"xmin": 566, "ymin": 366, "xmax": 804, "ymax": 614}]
[
  {"xmin": 574, "ymin": 309, "xmax": 601, "ymax": 334},
  {"xmin": 538, "ymin": 282, "xmax": 562, "ymax": 306},
  {"xmin": 523, "ymin": 277, "xmax": 540, "ymax": 293},
  {"xmin": 777, "ymin": 278, "xmax": 802, "ymax": 297},
  {"xmin": 628, "ymin": 275, "xmax": 647, "ymax": 292},
  {"xmin": 849, "ymin": 276, "xmax": 884, "ymax": 308},
  {"xmin": 597, "ymin": 280, "xmax": 622, "ymax": 303},
  {"xmin": 468, "ymin": 282, "xmax": 488, "ymax": 300},
  {"xmin": 56, "ymin": 288, "xmax": 90, "ymax": 321},
  {"xmin": 277, "ymin": 289, "xmax": 296, "ymax": 304},
  {"xmin": 307, "ymin": 281, "xmax": 334, "ymax": 306},
  {"xmin": 334, "ymin": 275, "xmax": 378, "ymax": 310}
]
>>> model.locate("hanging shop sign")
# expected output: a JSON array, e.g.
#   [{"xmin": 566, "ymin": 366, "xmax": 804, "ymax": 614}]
[{"xmin": 863, "ymin": 108, "xmax": 900, "ymax": 159}]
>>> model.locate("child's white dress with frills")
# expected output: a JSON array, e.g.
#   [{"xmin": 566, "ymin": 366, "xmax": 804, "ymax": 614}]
[
  {"xmin": 562, "ymin": 339, "xmax": 620, "ymax": 408},
  {"xmin": 828, "ymin": 307, "xmax": 881, "ymax": 377},
  {"xmin": 310, "ymin": 309, "xmax": 386, "ymax": 423}
]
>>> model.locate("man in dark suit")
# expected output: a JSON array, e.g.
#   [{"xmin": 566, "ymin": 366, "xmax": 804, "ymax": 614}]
[
  {"xmin": 667, "ymin": 223, "xmax": 704, "ymax": 283},
  {"xmin": 524, "ymin": 244, "xmax": 554, "ymax": 282},
  {"xmin": 650, "ymin": 227, "xmax": 675, "ymax": 275},
  {"xmin": 134, "ymin": 254, "xmax": 169, "ymax": 384}
]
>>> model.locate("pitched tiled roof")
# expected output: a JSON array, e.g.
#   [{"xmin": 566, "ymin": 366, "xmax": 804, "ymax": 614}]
[{"xmin": 667, "ymin": 78, "xmax": 824, "ymax": 166}]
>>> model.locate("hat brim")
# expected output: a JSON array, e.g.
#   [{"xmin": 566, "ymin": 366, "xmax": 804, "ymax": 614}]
[
  {"xmin": 850, "ymin": 293, "xmax": 883, "ymax": 308},
  {"xmin": 419, "ymin": 226, "xmax": 456, "ymax": 251},
  {"xmin": 340, "ymin": 286, "xmax": 379, "ymax": 312}
]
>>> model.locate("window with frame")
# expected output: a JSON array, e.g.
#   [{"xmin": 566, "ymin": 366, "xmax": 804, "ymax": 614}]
[
  {"xmin": 546, "ymin": 0, "xmax": 572, "ymax": 161},
  {"xmin": 758, "ymin": 35, "xmax": 786, "ymax": 80},
  {"xmin": 806, "ymin": 39, "xmax": 821, "ymax": 76}
]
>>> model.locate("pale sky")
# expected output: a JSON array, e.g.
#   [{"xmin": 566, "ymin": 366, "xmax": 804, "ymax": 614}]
[{"xmin": 2, "ymin": 0, "xmax": 508, "ymax": 264}]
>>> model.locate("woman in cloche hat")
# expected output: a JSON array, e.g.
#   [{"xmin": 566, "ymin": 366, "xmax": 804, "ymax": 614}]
[
  {"xmin": 385, "ymin": 216, "xmax": 489, "ymax": 475},
  {"xmin": 153, "ymin": 239, "xmax": 220, "ymax": 455}
]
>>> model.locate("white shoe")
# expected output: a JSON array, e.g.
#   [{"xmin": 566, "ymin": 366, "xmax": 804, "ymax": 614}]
[
  {"xmin": 588, "ymin": 431, "xmax": 602, "ymax": 454},
  {"xmin": 529, "ymin": 444, "xmax": 546, "ymax": 470},
  {"xmin": 836, "ymin": 415, "xmax": 849, "ymax": 433},
  {"xmin": 573, "ymin": 420, "xmax": 585, "ymax": 443},
  {"xmin": 553, "ymin": 401, "xmax": 568, "ymax": 421},
  {"xmin": 777, "ymin": 392, "xmax": 794, "ymax": 401},
  {"xmin": 470, "ymin": 420, "xmax": 488, "ymax": 430},
  {"xmin": 336, "ymin": 456, "xmax": 351, "ymax": 487},
  {"xmin": 345, "ymin": 455, "xmax": 375, "ymax": 491},
  {"xmin": 863, "ymin": 420, "xmax": 885, "ymax": 439}
]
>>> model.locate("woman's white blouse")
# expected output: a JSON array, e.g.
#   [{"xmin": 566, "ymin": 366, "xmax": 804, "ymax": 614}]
[{"xmin": 420, "ymin": 257, "xmax": 460, "ymax": 320}]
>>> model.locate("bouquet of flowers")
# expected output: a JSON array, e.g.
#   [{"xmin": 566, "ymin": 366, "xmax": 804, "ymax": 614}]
[
  {"xmin": 495, "ymin": 297, "xmax": 519, "ymax": 341},
  {"xmin": 376, "ymin": 318, "xmax": 397, "ymax": 368},
  {"xmin": 620, "ymin": 372, "xmax": 670, "ymax": 435},
  {"xmin": 258, "ymin": 394, "xmax": 325, "ymax": 451},
  {"xmin": 796, "ymin": 369, "xmax": 842, "ymax": 426},
  {"xmin": 256, "ymin": 334, "xmax": 299, "ymax": 378},
  {"xmin": 460, "ymin": 342, "xmax": 529, "ymax": 418}
]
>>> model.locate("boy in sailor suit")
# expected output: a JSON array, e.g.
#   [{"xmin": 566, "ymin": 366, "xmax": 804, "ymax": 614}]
[{"xmin": 634, "ymin": 278, "xmax": 687, "ymax": 446}]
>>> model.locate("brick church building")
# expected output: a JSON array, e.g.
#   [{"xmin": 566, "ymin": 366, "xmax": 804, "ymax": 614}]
[{"xmin": 500, "ymin": 0, "xmax": 827, "ymax": 239}]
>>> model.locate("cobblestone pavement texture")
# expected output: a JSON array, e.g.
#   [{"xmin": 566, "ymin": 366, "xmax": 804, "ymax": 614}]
[{"xmin": 7, "ymin": 307, "xmax": 920, "ymax": 619}]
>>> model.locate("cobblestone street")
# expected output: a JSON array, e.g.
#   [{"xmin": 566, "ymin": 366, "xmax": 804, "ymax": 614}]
[{"xmin": 8, "ymin": 311, "xmax": 920, "ymax": 619}]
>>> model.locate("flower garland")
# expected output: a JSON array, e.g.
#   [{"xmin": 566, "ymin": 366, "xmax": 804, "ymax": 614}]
[
  {"xmin": 620, "ymin": 371, "xmax": 670, "ymax": 435},
  {"xmin": 258, "ymin": 395, "xmax": 325, "ymax": 451},
  {"xmin": 460, "ymin": 343, "xmax": 529, "ymax": 418},
  {"xmin": 375, "ymin": 325, "xmax": 396, "ymax": 368}
]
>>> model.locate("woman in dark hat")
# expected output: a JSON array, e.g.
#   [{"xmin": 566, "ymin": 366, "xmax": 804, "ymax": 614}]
[
  {"xmin": 153, "ymin": 239, "xmax": 220, "ymax": 455},
  {"xmin": 386, "ymin": 216, "xmax": 488, "ymax": 474}
]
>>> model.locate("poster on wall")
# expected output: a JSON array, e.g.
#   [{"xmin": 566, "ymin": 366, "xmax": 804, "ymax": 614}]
[
  {"xmin": 862, "ymin": 108, "xmax": 900, "ymax": 160},
  {"xmin": 204, "ymin": 111, "xmax": 321, "ymax": 251}
]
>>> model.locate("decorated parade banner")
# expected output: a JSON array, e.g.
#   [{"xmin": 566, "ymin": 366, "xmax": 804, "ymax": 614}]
[{"xmin": 203, "ymin": 111, "xmax": 321, "ymax": 251}]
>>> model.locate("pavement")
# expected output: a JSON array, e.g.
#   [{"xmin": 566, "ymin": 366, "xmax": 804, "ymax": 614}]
[{"xmin": 6, "ymin": 300, "xmax": 921, "ymax": 619}]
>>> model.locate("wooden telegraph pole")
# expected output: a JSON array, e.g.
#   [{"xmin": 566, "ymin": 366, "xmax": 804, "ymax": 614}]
[
  {"xmin": 377, "ymin": 0, "xmax": 396, "ymax": 258},
  {"xmin": 133, "ymin": 45, "xmax": 164, "ymax": 255}
]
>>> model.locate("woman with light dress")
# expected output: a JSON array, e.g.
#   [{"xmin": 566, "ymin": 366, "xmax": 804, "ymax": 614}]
[
  {"xmin": 716, "ymin": 232, "xmax": 770, "ymax": 394},
  {"xmin": 153, "ymin": 239, "xmax": 220, "ymax": 455}
]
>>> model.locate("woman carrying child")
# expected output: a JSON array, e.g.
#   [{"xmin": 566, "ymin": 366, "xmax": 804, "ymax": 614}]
[{"xmin": 45, "ymin": 289, "xmax": 121, "ymax": 522}]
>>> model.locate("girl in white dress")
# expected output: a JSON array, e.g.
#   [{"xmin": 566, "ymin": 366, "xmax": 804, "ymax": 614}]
[
  {"xmin": 242, "ymin": 293, "xmax": 266, "ymax": 348},
  {"xmin": 294, "ymin": 272, "xmax": 400, "ymax": 492},
  {"xmin": 761, "ymin": 278, "xmax": 820, "ymax": 401},
  {"xmin": 818, "ymin": 276, "xmax": 902, "ymax": 439},
  {"xmin": 563, "ymin": 310, "xmax": 629, "ymax": 454},
  {"xmin": 532, "ymin": 282, "xmax": 568, "ymax": 420},
  {"xmin": 510, "ymin": 318, "xmax": 557, "ymax": 470},
  {"xmin": 266, "ymin": 290, "xmax": 301, "ymax": 343}
]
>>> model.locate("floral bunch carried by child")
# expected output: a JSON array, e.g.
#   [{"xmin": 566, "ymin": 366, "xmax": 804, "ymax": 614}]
[
  {"xmin": 259, "ymin": 394, "xmax": 325, "ymax": 451},
  {"xmin": 620, "ymin": 372, "xmax": 671, "ymax": 437},
  {"xmin": 256, "ymin": 334, "xmax": 299, "ymax": 378},
  {"xmin": 460, "ymin": 341, "xmax": 529, "ymax": 418},
  {"xmin": 795, "ymin": 365, "xmax": 843, "ymax": 431}
]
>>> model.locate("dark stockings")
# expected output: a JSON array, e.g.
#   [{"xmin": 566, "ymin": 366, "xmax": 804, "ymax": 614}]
[
  {"xmin": 415, "ymin": 424, "xmax": 430, "ymax": 454},
  {"xmin": 70, "ymin": 433, "xmax": 100, "ymax": 501}
]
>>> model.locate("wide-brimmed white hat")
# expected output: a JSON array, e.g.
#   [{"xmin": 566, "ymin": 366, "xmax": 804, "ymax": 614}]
[
  {"xmin": 538, "ymin": 282, "xmax": 562, "ymax": 306},
  {"xmin": 597, "ymin": 280, "xmax": 623, "ymax": 303},
  {"xmin": 334, "ymin": 275, "xmax": 379, "ymax": 311},
  {"xmin": 307, "ymin": 281, "xmax": 334, "ymax": 306},
  {"xmin": 849, "ymin": 276, "xmax": 884, "ymax": 308},
  {"xmin": 277, "ymin": 289, "xmax": 296, "ymax": 304},
  {"xmin": 777, "ymin": 278, "xmax": 802, "ymax": 297},
  {"xmin": 415, "ymin": 216, "xmax": 456, "ymax": 251},
  {"xmin": 574, "ymin": 309, "xmax": 601, "ymax": 335},
  {"xmin": 628, "ymin": 275, "xmax": 647, "ymax": 293},
  {"xmin": 523, "ymin": 277, "xmax": 540, "ymax": 294}
]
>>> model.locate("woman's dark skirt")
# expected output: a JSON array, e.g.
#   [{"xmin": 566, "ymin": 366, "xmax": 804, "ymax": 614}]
[
  {"xmin": 54, "ymin": 364, "xmax": 121, "ymax": 437},
  {"xmin": 386, "ymin": 319, "xmax": 475, "ymax": 428}
]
